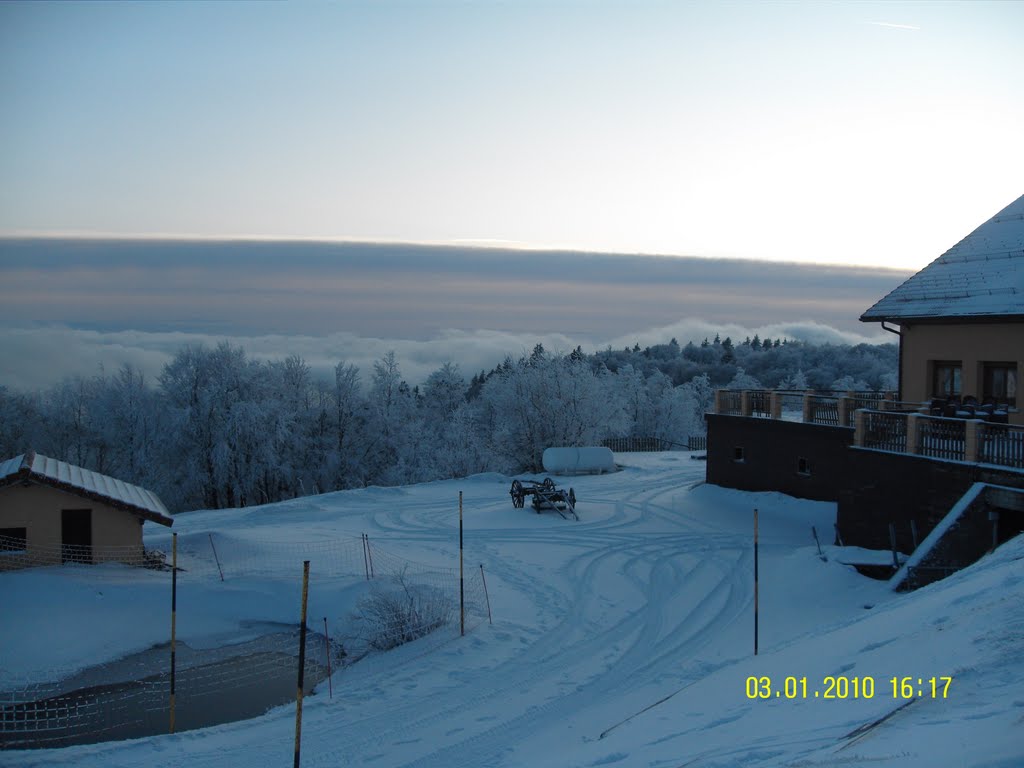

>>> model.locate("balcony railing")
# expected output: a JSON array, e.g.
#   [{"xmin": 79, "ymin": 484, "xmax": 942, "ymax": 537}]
[
  {"xmin": 915, "ymin": 416, "xmax": 966, "ymax": 461},
  {"xmin": 860, "ymin": 409, "xmax": 907, "ymax": 453},
  {"xmin": 979, "ymin": 422, "xmax": 1024, "ymax": 469},
  {"xmin": 711, "ymin": 388, "xmax": 1024, "ymax": 471},
  {"xmin": 853, "ymin": 411, "xmax": 1024, "ymax": 468}
]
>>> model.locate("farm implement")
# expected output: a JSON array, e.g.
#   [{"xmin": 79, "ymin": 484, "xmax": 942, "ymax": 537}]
[{"xmin": 509, "ymin": 477, "xmax": 578, "ymax": 520}]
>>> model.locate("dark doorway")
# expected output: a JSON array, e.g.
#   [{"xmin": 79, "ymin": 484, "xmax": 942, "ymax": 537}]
[{"xmin": 61, "ymin": 509, "xmax": 92, "ymax": 564}]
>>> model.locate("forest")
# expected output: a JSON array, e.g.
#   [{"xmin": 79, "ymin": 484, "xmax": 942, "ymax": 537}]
[{"xmin": 0, "ymin": 335, "xmax": 897, "ymax": 512}]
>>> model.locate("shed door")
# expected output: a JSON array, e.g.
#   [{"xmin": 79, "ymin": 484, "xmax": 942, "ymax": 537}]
[{"xmin": 62, "ymin": 509, "xmax": 93, "ymax": 564}]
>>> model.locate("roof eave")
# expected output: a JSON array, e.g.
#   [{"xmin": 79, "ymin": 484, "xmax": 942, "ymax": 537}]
[
  {"xmin": 860, "ymin": 312, "xmax": 1024, "ymax": 325},
  {"xmin": 0, "ymin": 471, "xmax": 174, "ymax": 527}
]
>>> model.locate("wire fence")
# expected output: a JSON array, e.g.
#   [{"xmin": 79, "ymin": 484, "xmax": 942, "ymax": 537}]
[{"xmin": 1, "ymin": 533, "xmax": 491, "ymax": 750}]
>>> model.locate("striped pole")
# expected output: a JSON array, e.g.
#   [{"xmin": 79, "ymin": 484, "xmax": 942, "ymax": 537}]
[
  {"xmin": 459, "ymin": 492, "xmax": 465, "ymax": 637},
  {"xmin": 323, "ymin": 617, "xmax": 333, "ymax": 699},
  {"xmin": 754, "ymin": 508, "xmax": 759, "ymax": 656},
  {"xmin": 294, "ymin": 560, "xmax": 310, "ymax": 768},
  {"xmin": 170, "ymin": 532, "xmax": 178, "ymax": 733}
]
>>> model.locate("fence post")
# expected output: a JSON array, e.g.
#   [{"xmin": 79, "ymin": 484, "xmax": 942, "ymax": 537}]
[
  {"xmin": 802, "ymin": 392, "xmax": 813, "ymax": 423},
  {"xmin": 480, "ymin": 564, "xmax": 493, "ymax": 625},
  {"xmin": 323, "ymin": 617, "xmax": 333, "ymax": 700},
  {"xmin": 459, "ymin": 492, "xmax": 465, "ymax": 638},
  {"xmin": 209, "ymin": 533, "xmax": 224, "ymax": 582},
  {"xmin": 838, "ymin": 397, "xmax": 850, "ymax": 428},
  {"xmin": 965, "ymin": 419, "xmax": 983, "ymax": 463},
  {"xmin": 741, "ymin": 390, "xmax": 752, "ymax": 417},
  {"xmin": 888, "ymin": 523, "xmax": 899, "ymax": 569},
  {"xmin": 169, "ymin": 532, "xmax": 178, "ymax": 734},
  {"xmin": 853, "ymin": 409, "xmax": 866, "ymax": 447},
  {"xmin": 906, "ymin": 413, "xmax": 920, "ymax": 454},
  {"xmin": 753, "ymin": 508, "xmax": 759, "ymax": 656},
  {"xmin": 294, "ymin": 561, "xmax": 310, "ymax": 768},
  {"xmin": 714, "ymin": 389, "xmax": 724, "ymax": 414},
  {"xmin": 770, "ymin": 391, "xmax": 782, "ymax": 420}
]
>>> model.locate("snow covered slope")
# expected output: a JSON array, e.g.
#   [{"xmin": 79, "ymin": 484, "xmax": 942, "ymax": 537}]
[{"xmin": 2, "ymin": 453, "xmax": 1021, "ymax": 767}]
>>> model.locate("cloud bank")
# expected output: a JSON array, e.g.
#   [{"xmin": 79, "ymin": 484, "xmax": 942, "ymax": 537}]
[{"xmin": 0, "ymin": 239, "xmax": 902, "ymax": 389}]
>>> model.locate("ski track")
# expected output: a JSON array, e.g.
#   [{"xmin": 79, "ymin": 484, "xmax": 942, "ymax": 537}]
[
  {"xmin": 297, "ymin": 459, "xmax": 755, "ymax": 768},
  {"xmin": 6, "ymin": 455, "xmax": 769, "ymax": 768}
]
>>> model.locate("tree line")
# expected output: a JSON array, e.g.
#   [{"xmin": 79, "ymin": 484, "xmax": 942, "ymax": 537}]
[{"xmin": 0, "ymin": 335, "xmax": 896, "ymax": 512}]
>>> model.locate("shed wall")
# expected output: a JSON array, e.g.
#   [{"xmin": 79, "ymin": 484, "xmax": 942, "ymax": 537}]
[{"xmin": 0, "ymin": 483, "xmax": 144, "ymax": 569}]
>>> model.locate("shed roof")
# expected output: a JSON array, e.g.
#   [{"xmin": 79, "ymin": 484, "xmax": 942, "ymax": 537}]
[
  {"xmin": 860, "ymin": 193, "xmax": 1024, "ymax": 323},
  {"xmin": 0, "ymin": 451, "xmax": 173, "ymax": 526}
]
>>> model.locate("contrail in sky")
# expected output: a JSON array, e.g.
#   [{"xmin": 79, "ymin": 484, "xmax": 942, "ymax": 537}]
[{"xmin": 867, "ymin": 21, "xmax": 921, "ymax": 31}]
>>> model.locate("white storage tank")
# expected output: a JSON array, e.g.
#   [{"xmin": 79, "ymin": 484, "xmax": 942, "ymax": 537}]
[{"xmin": 542, "ymin": 446, "xmax": 616, "ymax": 475}]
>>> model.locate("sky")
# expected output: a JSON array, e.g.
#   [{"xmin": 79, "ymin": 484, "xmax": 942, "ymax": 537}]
[
  {"xmin": 1, "ymin": 1, "xmax": 1021, "ymax": 389},
  {"xmin": 1, "ymin": 0, "xmax": 1022, "ymax": 268}
]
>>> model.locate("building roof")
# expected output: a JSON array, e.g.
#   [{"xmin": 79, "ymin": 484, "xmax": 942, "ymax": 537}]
[
  {"xmin": 0, "ymin": 451, "xmax": 173, "ymax": 527},
  {"xmin": 861, "ymin": 193, "xmax": 1024, "ymax": 323}
]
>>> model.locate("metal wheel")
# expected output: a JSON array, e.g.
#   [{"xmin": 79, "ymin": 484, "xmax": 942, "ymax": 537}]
[
  {"xmin": 542, "ymin": 477, "xmax": 555, "ymax": 491},
  {"xmin": 510, "ymin": 479, "xmax": 525, "ymax": 508}
]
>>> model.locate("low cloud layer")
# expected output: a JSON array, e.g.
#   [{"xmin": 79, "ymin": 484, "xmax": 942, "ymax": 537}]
[
  {"xmin": 0, "ymin": 238, "xmax": 901, "ymax": 390},
  {"xmin": 0, "ymin": 319, "xmax": 891, "ymax": 393}
]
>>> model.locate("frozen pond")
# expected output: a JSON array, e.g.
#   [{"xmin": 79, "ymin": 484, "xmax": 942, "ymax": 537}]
[{"xmin": 1, "ymin": 629, "xmax": 334, "ymax": 749}]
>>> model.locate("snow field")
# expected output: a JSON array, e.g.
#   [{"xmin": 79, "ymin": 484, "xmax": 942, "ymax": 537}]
[{"xmin": 2, "ymin": 452, "xmax": 1021, "ymax": 767}]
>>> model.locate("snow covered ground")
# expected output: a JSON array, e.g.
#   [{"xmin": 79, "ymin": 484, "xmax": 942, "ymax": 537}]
[{"xmin": 3, "ymin": 452, "xmax": 1022, "ymax": 767}]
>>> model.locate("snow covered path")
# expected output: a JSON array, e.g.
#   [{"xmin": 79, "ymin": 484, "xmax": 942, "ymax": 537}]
[{"xmin": 4, "ymin": 453, "xmax": 1022, "ymax": 767}]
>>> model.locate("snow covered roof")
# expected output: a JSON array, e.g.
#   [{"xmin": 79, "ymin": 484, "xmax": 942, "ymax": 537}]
[
  {"xmin": 0, "ymin": 451, "xmax": 173, "ymax": 526},
  {"xmin": 861, "ymin": 193, "xmax": 1024, "ymax": 323}
]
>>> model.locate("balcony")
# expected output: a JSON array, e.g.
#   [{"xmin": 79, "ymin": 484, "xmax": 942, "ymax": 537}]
[{"xmin": 713, "ymin": 390, "xmax": 1024, "ymax": 470}]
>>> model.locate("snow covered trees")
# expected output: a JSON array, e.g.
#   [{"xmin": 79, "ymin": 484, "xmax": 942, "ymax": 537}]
[
  {"xmin": 4, "ymin": 334, "xmax": 897, "ymax": 512},
  {"xmin": 477, "ymin": 349, "xmax": 627, "ymax": 471}
]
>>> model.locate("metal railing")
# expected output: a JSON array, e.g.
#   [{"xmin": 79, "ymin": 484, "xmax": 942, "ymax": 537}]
[
  {"xmin": 916, "ymin": 416, "xmax": 966, "ymax": 461},
  {"xmin": 860, "ymin": 410, "xmax": 908, "ymax": 453},
  {"xmin": 807, "ymin": 396, "xmax": 840, "ymax": 426},
  {"xmin": 749, "ymin": 390, "xmax": 772, "ymax": 418},
  {"xmin": 717, "ymin": 390, "xmax": 743, "ymax": 415},
  {"xmin": 979, "ymin": 423, "xmax": 1024, "ymax": 469}
]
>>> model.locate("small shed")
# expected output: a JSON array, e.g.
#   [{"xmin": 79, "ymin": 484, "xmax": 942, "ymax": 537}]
[{"xmin": 0, "ymin": 450, "xmax": 173, "ymax": 570}]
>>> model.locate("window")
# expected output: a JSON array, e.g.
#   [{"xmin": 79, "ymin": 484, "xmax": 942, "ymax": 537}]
[
  {"xmin": 983, "ymin": 363, "xmax": 1017, "ymax": 406},
  {"xmin": 797, "ymin": 457, "xmax": 811, "ymax": 476},
  {"xmin": 733, "ymin": 446, "xmax": 745, "ymax": 463},
  {"xmin": 0, "ymin": 527, "xmax": 27, "ymax": 554},
  {"xmin": 932, "ymin": 361, "xmax": 961, "ymax": 398}
]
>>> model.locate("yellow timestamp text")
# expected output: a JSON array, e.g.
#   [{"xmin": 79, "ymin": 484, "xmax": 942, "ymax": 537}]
[{"xmin": 745, "ymin": 676, "xmax": 953, "ymax": 700}]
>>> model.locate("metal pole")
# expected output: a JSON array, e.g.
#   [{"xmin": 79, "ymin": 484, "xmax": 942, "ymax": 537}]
[
  {"xmin": 209, "ymin": 533, "xmax": 224, "ymax": 581},
  {"xmin": 480, "ymin": 564, "xmax": 493, "ymax": 625},
  {"xmin": 362, "ymin": 533, "xmax": 369, "ymax": 580},
  {"xmin": 323, "ymin": 617, "xmax": 333, "ymax": 699},
  {"xmin": 294, "ymin": 561, "xmax": 310, "ymax": 768},
  {"xmin": 459, "ymin": 492, "xmax": 465, "ymax": 637},
  {"xmin": 366, "ymin": 535, "xmax": 374, "ymax": 579},
  {"xmin": 889, "ymin": 523, "xmax": 899, "ymax": 569},
  {"xmin": 170, "ymin": 532, "xmax": 177, "ymax": 733},
  {"xmin": 754, "ymin": 508, "xmax": 759, "ymax": 656},
  {"xmin": 910, "ymin": 519, "xmax": 919, "ymax": 551}
]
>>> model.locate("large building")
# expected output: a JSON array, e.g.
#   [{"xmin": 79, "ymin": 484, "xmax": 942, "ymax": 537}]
[
  {"xmin": 704, "ymin": 195, "xmax": 1024, "ymax": 586},
  {"xmin": 861, "ymin": 193, "xmax": 1023, "ymax": 424}
]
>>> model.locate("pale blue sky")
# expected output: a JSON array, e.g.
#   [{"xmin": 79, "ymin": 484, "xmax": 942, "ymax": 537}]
[{"xmin": 1, "ymin": 0, "xmax": 1023, "ymax": 268}]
